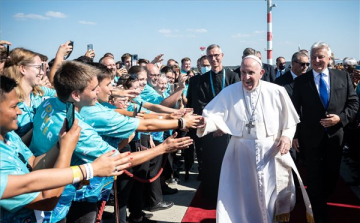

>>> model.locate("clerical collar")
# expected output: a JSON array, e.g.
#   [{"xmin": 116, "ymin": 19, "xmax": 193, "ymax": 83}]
[{"xmin": 210, "ymin": 68, "xmax": 224, "ymax": 75}]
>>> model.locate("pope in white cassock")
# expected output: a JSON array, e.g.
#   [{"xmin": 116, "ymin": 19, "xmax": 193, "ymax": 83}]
[{"xmin": 197, "ymin": 56, "xmax": 314, "ymax": 223}]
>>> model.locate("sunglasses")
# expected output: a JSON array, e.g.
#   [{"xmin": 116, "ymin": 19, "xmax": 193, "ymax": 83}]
[{"xmin": 295, "ymin": 62, "xmax": 310, "ymax": 67}]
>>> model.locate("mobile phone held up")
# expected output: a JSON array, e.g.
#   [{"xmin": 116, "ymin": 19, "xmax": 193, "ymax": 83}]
[
  {"xmin": 132, "ymin": 101, "xmax": 143, "ymax": 117},
  {"xmin": 64, "ymin": 41, "xmax": 74, "ymax": 60},
  {"xmin": 87, "ymin": 44, "xmax": 93, "ymax": 51},
  {"xmin": 131, "ymin": 54, "xmax": 138, "ymax": 66},
  {"xmin": 66, "ymin": 102, "xmax": 75, "ymax": 131}
]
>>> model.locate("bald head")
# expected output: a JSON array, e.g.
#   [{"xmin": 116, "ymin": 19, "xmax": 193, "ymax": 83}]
[
  {"xmin": 101, "ymin": 57, "xmax": 116, "ymax": 75},
  {"xmin": 146, "ymin": 63, "xmax": 160, "ymax": 87}
]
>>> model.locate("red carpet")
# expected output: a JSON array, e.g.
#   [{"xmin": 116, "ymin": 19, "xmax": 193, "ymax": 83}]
[{"xmin": 182, "ymin": 172, "xmax": 360, "ymax": 223}]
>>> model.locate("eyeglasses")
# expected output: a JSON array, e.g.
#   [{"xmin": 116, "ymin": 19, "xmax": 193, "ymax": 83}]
[
  {"xmin": 26, "ymin": 63, "xmax": 46, "ymax": 73},
  {"xmin": 295, "ymin": 61, "xmax": 310, "ymax": 67},
  {"xmin": 149, "ymin": 73, "xmax": 160, "ymax": 77},
  {"xmin": 207, "ymin": 54, "xmax": 221, "ymax": 59}
]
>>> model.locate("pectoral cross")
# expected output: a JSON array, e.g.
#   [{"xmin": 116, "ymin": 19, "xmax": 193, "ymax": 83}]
[{"xmin": 246, "ymin": 120, "xmax": 255, "ymax": 134}]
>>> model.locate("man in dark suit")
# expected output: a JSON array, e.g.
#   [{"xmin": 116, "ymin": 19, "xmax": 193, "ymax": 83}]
[
  {"xmin": 275, "ymin": 52, "xmax": 309, "ymax": 97},
  {"xmin": 233, "ymin": 48, "xmax": 276, "ymax": 83},
  {"xmin": 184, "ymin": 55, "xmax": 210, "ymax": 181},
  {"xmin": 197, "ymin": 44, "xmax": 240, "ymax": 201},
  {"xmin": 256, "ymin": 50, "xmax": 276, "ymax": 83},
  {"xmin": 276, "ymin": 51, "xmax": 309, "ymax": 162},
  {"xmin": 275, "ymin": 56, "xmax": 289, "ymax": 79},
  {"xmin": 292, "ymin": 41, "xmax": 359, "ymax": 223}
]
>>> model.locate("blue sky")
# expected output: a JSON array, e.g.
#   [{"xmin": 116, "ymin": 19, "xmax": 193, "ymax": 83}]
[{"xmin": 1, "ymin": 0, "xmax": 359, "ymax": 66}]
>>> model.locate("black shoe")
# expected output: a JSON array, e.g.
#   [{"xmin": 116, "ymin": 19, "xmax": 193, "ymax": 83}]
[
  {"xmin": 141, "ymin": 211, "xmax": 153, "ymax": 219},
  {"xmin": 162, "ymin": 185, "xmax": 178, "ymax": 195},
  {"xmin": 149, "ymin": 201, "xmax": 174, "ymax": 212}
]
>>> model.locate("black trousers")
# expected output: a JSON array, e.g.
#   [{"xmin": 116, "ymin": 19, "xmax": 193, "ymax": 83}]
[
  {"xmin": 128, "ymin": 135, "xmax": 163, "ymax": 219},
  {"xmin": 117, "ymin": 144, "xmax": 134, "ymax": 223},
  {"xmin": 303, "ymin": 134, "xmax": 343, "ymax": 223},
  {"xmin": 200, "ymin": 133, "xmax": 230, "ymax": 202},
  {"xmin": 184, "ymin": 128, "xmax": 203, "ymax": 173}
]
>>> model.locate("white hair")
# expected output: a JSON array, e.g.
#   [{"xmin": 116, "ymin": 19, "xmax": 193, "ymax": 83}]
[
  {"xmin": 343, "ymin": 57, "xmax": 358, "ymax": 66},
  {"xmin": 311, "ymin": 41, "xmax": 332, "ymax": 57}
]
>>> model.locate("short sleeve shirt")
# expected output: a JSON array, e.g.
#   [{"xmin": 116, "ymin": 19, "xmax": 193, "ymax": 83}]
[
  {"xmin": 16, "ymin": 87, "xmax": 56, "ymax": 137},
  {"xmin": 29, "ymin": 98, "xmax": 117, "ymax": 223},
  {"xmin": 0, "ymin": 131, "xmax": 39, "ymax": 222},
  {"xmin": 80, "ymin": 102, "xmax": 139, "ymax": 148}
]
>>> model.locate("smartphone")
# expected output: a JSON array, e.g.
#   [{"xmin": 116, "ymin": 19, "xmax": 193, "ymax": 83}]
[
  {"xmin": 87, "ymin": 44, "xmax": 93, "ymax": 51},
  {"xmin": 66, "ymin": 102, "xmax": 75, "ymax": 131},
  {"xmin": 132, "ymin": 101, "xmax": 143, "ymax": 117},
  {"xmin": 6, "ymin": 45, "xmax": 10, "ymax": 57},
  {"xmin": 64, "ymin": 41, "xmax": 74, "ymax": 60},
  {"xmin": 131, "ymin": 54, "xmax": 138, "ymax": 66},
  {"xmin": 121, "ymin": 62, "xmax": 126, "ymax": 69}
]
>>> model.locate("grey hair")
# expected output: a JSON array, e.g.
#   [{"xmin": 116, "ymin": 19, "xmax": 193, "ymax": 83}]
[
  {"xmin": 310, "ymin": 41, "xmax": 332, "ymax": 57},
  {"xmin": 242, "ymin": 48, "xmax": 256, "ymax": 57},
  {"xmin": 291, "ymin": 52, "xmax": 309, "ymax": 63},
  {"xmin": 158, "ymin": 73, "xmax": 168, "ymax": 82},
  {"xmin": 343, "ymin": 57, "xmax": 358, "ymax": 66},
  {"xmin": 206, "ymin": 44, "xmax": 222, "ymax": 53}
]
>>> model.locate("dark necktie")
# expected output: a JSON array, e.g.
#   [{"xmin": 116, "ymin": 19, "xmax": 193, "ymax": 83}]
[{"xmin": 319, "ymin": 73, "xmax": 329, "ymax": 109}]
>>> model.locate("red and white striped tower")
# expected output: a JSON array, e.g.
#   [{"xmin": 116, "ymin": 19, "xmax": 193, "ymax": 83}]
[{"xmin": 266, "ymin": 0, "xmax": 276, "ymax": 65}]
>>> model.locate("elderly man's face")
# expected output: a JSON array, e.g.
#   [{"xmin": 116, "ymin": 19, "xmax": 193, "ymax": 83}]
[
  {"xmin": 292, "ymin": 56, "xmax": 309, "ymax": 76},
  {"xmin": 155, "ymin": 77, "xmax": 168, "ymax": 93},
  {"xmin": 147, "ymin": 65, "xmax": 160, "ymax": 87},
  {"xmin": 240, "ymin": 58, "xmax": 264, "ymax": 91},
  {"xmin": 311, "ymin": 47, "xmax": 330, "ymax": 73},
  {"xmin": 103, "ymin": 57, "xmax": 116, "ymax": 75}
]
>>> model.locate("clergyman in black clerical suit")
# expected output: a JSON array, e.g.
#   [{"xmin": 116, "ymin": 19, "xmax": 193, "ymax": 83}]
[
  {"xmin": 197, "ymin": 44, "xmax": 240, "ymax": 202},
  {"xmin": 292, "ymin": 41, "xmax": 359, "ymax": 223}
]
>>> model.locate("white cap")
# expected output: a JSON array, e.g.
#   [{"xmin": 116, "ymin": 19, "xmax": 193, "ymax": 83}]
[{"xmin": 243, "ymin": 55, "xmax": 262, "ymax": 67}]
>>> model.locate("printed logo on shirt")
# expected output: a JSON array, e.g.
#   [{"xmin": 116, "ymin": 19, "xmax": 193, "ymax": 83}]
[{"xmin": 39, "ymin": 100, "xmax": 55, "ymax": 141}]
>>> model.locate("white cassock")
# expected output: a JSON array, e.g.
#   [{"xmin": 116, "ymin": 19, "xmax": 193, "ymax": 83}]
[{"xmin": 197, "ymin": 81, "xmax": 313, "ymax": 223}]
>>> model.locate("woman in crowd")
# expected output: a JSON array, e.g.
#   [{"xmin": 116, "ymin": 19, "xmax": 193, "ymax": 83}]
[{"xmin": 2, "ymin": 48, "xmax": 56, "ymax": 144}]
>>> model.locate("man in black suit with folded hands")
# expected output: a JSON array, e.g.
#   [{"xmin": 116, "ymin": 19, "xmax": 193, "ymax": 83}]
[
  {"xmin": 292, "ymin": 41, "xmax": 359, "ymax": 223},
  {"xmin": 276, "ymin": 51, "xmax": 309, "ymax": 162}
]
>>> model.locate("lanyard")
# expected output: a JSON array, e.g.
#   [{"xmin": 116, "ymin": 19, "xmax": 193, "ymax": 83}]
[{"xmin": 209, "ymin": 69, "xmax": 226, "ymax": 97}]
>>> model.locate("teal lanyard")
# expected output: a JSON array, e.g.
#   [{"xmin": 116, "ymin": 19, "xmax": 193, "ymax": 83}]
[{"xmin": 209, "ymin": 69, "xmax": 226, "ymax": 97}]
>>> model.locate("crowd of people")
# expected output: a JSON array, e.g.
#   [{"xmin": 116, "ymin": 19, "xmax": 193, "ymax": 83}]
[{"xmin": 0, "ymin": 39, "xmax": 359, "ymax": 223}]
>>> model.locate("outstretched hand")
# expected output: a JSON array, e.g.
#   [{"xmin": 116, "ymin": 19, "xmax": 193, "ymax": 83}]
[
  {"xmin": 92, "ymin": 151, "xmax": 132, "ymax": 176},
  {"xmin": 162, "ymin": 132, "xmax": 193, "ymax": 153},
  {"xmin": 111, "ymin": 88, "xmax": 140, "ymax": 98},
  {"xmin": 183, "ymin": 113, "xmax": 203, "ymax": 129}
]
